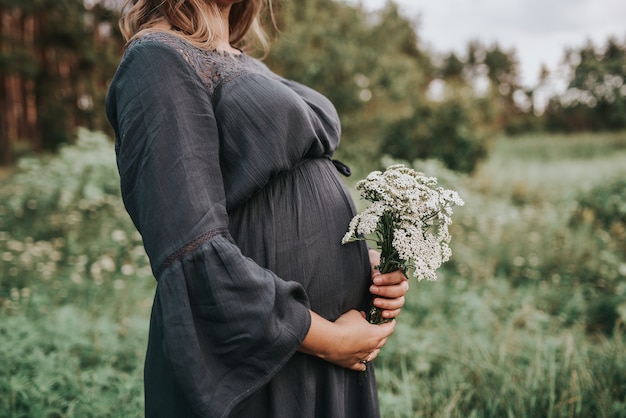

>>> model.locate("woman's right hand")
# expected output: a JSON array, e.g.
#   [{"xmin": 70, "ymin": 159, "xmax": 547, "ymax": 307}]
[{"xmin": 299, "ymin": 309, "xmax": 396, "ymax": 371}]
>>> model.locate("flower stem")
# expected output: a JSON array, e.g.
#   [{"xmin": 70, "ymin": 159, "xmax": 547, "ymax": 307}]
[{"xmin": 368, "ymin": 213, "xmax": 399, "ymax": 324}]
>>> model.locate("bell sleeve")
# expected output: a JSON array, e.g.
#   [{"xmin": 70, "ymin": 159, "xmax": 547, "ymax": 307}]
[{"xmin": 105, "ymin": 40, "xmax": 312, "ymax": 417}]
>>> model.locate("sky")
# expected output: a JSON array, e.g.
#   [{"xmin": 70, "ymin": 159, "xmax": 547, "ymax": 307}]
[{"xmin": 350, "ymin": 0, "xmax": 626, "ymax": 88}]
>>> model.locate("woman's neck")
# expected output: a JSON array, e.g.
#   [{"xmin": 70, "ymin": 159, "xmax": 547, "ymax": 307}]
[{"xmin": 204, "ymin": 3, "xmax": 240, "ymax": 54}]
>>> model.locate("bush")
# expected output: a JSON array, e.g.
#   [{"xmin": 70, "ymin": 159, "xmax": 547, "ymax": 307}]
[
  {"xmin": 0, "ymin": 308, "xmax": 145, "ymax": 418},
  {"xmin": 571, "ymin": 176, "xmax": 626, "ymax": 248},
  {"xmin": 381, "ymin": 100, "xmax": 488, "ymax": 174},
  {"xmin": 0, "ymin": 129, "xmax": 152, "ymax": 417}
]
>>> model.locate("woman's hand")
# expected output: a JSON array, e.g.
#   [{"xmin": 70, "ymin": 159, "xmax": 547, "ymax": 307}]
[
  {"xmin": 368, "ymin": 249, "xmax": 409, "ymax": 321},
  {"xmin": 300, "ymin": 310, "xmax": 395, "ymax": 371},
  {"xmin": 299, "ymin": 250, "xmax": 409, "ymax": 371}
]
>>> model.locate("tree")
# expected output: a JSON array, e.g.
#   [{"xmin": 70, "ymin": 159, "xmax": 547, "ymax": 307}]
[
  {"xmin": 441, "ymin": 52, "xmax": 464, "ymax": 81},
  {"xmin": 2, "ymin": 0, "xmax": 494, "ymax": 172},
  {"xmin": 0, "ymin": 0, "xmax": 122, "ymax": 164},
  {"xmin": 264, "ymin": 0, "xmax": 436, "ymax": 166},
  {"xmin": 544, "ymin": 37, "xmax": 626, "ymax": 132},
  {"xmin": 265, "ymin": 0, "xmax": 493, "ymax": 173}
]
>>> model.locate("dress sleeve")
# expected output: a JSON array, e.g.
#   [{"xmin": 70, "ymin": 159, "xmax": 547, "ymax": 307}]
[{"xmin": 106, "ymin": 40, "xmax": 312, "ymax": 417}]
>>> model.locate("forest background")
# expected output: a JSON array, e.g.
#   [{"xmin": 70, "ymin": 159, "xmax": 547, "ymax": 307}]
[{"xmin": 1, "ymin": 0, "xmax": 625, "ymax": 417}]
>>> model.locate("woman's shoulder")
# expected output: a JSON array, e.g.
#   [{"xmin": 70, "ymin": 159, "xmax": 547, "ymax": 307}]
[
  {"xmin": 124, "ymin": 31, "xmax": 269, "ymax": 94},
  {"xmin": 119, "ymin": 31, "xmax": 192, "ymax": 73}
]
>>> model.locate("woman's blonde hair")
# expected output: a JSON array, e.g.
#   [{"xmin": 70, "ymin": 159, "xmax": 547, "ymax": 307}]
[{"xmin": 119, "ymin": 0, "xmax": 269, "ymax": 52}]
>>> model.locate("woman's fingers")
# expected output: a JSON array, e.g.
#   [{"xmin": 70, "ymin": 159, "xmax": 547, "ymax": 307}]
[
  {"xmin": 372, "ymin": 291, "xmax": 405, "ymax": 320},
  {"xmin": 372, "ymin": 295, "xmax": 405, "ymax": 310},
  {"xmin": 370, "ymin": 278, "xmax": 409, "ymax": 299},
  {"xmin": 373, "ymin": 269, "xmax": 406, "ymax": 285},
  {"xmin": 350, "ymin": 348, "xmax": 382, "ymax": 371},
  {"xmin": 369, "ymin": 270, "xmax": 409, "ymax": 320},
  {"xmin": 376, "ymin": 306, "xmax": 402, "ymax": 319},
  {"xmin": 332, "ymin": 310, "xmax": 395, "ymax": 364}
]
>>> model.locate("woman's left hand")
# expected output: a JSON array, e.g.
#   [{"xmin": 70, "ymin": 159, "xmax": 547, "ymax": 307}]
[{"xmin": 368, "ymin": 249, "xmax": 409, "ymax": 320}]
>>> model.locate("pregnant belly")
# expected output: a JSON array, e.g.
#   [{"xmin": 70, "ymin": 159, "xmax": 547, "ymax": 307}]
[{"xmin": 228, "ymin": 158, "xmax": 371, "ymax": 319}]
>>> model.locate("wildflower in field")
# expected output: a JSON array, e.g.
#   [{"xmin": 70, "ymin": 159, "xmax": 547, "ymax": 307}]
[{"xmin": 342, "ymin": 164, "xmax": 464, "ymax": 323}]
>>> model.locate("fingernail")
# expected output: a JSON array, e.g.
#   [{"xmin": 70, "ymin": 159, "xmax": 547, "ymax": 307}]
[
  {"xmin": 370, "ymin": 285, "xmax": 379, "ymax": 293},
  {"xmin": 373, "ymin": 277, "xmax": 383, "ymax": 285}
]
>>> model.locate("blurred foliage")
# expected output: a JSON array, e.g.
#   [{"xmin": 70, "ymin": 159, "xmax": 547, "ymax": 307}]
[
  {"xmin": 263, "ymin": 1, "xmax": 544, "ymax": 173},
  {"xmin": 0, "ymin": 0, "xmax": 517, "ymax": 173},
  {"xmin": 543, "ymin": 37, "xmax": 626, "ymax": 132},
  {"xmin": 441, "ymin": 132, "xmax": 626, "ymax": 337},
  {"xmin": 1, "ymin": 129, "xmax": 625, "ymax": 416},
  {"xmin": 2, "ymin": 0, "xmax": 625, "ymax": 170},
  {"xmin": 0, "ymin": 308, "xmax": 145, "ymax": 417},
  {"xmin": 0, "ymin": 128, "xmax": 153, "ymax": 305},
  {"xmin": 380, "ymin": 99, "xmax": 487, "ymax": 173},
  {"xmin": 378, "ymin": 280, "xmax": 626, "ymax": 418},
  {"xmin": 0, "ymin": 129, "xmax": 152, "ymax": 416},
  {"xmin": 348, "ymin": 131, "xmax": 626, "ymax": 416},
  {"xmin": 571, "ymin": 177, "xmax": 626, "ymax": 257},
  {"xmin": 0, "ymin": 0, "xmax": 122, "ymax": 163}
]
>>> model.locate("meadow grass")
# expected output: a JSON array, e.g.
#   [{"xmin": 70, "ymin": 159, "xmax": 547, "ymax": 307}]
[
  {"xmin": 474, "ymin": 131, "xmax": 626, "ymax": 204},
  {"xmin": 1, "ymin": 129, "xmax": 625, "ymax": 417},
  {"xmin": 374, "ymin": 132, "xmax": 626, "ymax": 417}
]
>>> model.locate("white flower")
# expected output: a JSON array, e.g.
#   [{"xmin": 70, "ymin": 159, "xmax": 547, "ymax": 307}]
[
  {"xmin": 343, "ymin": 164, "xmax": 464, "ymax": 281},
  {"xmin": 342, "ymin": 201, "xmax": 388, "ymax": 243}
]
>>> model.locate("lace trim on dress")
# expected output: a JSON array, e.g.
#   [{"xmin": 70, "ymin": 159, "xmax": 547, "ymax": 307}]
[
  {"xmin": 130, "ymin": 31, "xmax": 265, "ymax": 96},
  {"xmin": 157, "ymin": 228, "xmax": 230, "ymax": 276}
]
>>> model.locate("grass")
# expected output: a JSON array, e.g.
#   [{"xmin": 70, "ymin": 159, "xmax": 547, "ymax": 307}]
[
  {"xmin": 0, "ymin": 129, "xmax": 152, "ymax": 417},
  {"xmin": 1, "ymin": 129, "xmax": 625, "ymax": 417},
  {"xmin": 377, "ymin": 277, "xmax": 626, "ymax": 417},
  {"xmin": 374, "ymin": 132, "xmax": 626, "ymax": 417},
  {"xmin": 474, "ymin": 131, "xmax": 626, "ymax": 205}
]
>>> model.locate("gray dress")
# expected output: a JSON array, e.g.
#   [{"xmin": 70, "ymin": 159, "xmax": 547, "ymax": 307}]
[{"xmin": 106, "ymin": 32, "xmax": 378, "ymax": 418}]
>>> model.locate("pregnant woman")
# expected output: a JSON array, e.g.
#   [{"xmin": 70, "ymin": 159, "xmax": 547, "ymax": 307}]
[{"xmin": 106, "ymin": 0, "xmax": 409, "ymax": 417}]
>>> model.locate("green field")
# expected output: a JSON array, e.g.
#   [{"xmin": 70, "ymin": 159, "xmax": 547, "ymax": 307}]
[{"xmin": 1, "ymin": 129, "xmax": 625, "ymax": 417}]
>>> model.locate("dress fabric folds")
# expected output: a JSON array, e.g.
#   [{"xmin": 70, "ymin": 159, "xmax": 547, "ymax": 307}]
[{"xmin": 106, "ymin": 32, "xmax": 379, "ymax": 418}]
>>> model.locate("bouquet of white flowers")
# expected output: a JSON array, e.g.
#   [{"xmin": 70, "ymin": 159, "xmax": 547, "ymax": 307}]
[{"xmin": 342, "ymin": 164, "xmax": 464, "ymax": 324}]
